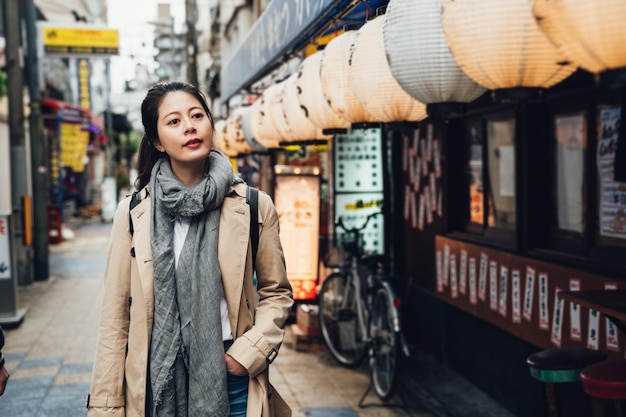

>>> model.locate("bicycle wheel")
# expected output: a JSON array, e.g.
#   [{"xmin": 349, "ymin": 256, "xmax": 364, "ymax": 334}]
[
  {"xmin": 369, "ymin": 286, "xmax": 399, "ymax": 400},
  {"xmin": 318, "ymin": 272, "xmax": 367, "ymax": 367}
]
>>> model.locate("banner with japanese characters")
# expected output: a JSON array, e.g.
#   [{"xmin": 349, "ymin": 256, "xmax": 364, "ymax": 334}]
[{"xmin": 435, "ymin": 235, "xmax": 624, "ymax": 357}]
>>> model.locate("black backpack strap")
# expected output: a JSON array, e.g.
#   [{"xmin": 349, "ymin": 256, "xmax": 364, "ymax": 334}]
[
  {"xmin": 128, "ymin": 191, "xmax": 142, "ymax": 257},
  {"xmin": 128, "ymin": 191, "xmax": 142, "ymax": 236},
  {"xmin": 246, "ymin": 186, "xmax": 259, "ymax": 270}
]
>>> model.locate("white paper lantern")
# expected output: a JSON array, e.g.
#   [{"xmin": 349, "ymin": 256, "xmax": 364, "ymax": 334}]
[
  {"xmin": 320, "ymin": 30, "xmax": 376, "ymax": 123},
  {"xmin": 226, "ymin": 107, "xmax": 252, "ymax": 155},
  {"xmin": 441, "ymin": 0, "xmax": 576, "ymax": 93},
  {"xmin": 296, "ymin": 51, "xmax": 351, "ymax": 130},
  {"xmin": 213, "ymin": 119, "xmax": 238, "ymax": 157},
  {"xmin": 281, "ymin": 73, "xmax": 330, "ymax": 142},
  {"xmin": 349, "ymin": 15, "xmax": 427, "ymax": 122},
  {"xmin": 383, "ymin": 0, "xmax": 486, "ymax": 113},
  {"xmin": 533, "ymin": 0, "xmax": 626, "ymax": 75},
  {"xmin": 248, "ymin": 85, "xmax": 283, "ymax": 149},
  {"xmin": 239, "ymin": 104, "xmax": 267, "ymax": 152},
  {"xmin": 266, "ymin": 81, "xmax": 293, "ymax": 141}
]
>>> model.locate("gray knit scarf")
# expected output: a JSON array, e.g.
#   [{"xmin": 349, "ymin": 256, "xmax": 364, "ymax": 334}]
[{"xmin": 147, "ymin": 150, "xmax": 236, "ymax": 417}]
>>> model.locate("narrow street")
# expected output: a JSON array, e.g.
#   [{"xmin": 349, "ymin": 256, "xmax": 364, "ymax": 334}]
[{"xmin": 0, "ymin": 219, "xmax": 434, "ymax": 417}]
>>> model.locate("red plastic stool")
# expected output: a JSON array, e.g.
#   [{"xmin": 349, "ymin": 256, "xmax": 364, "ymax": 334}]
[
  {"xmin": 580, "ymin": 358, "xmax": 626, "ymax": 417},
  {"xmin": 527, "ymin": 347, "xmax": 607, "ymax": 417}
]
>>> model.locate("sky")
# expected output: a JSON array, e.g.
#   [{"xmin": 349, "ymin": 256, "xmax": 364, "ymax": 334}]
[{"xmin": 107, "ymin": 0, "xmax": 185, "ymax": 94}]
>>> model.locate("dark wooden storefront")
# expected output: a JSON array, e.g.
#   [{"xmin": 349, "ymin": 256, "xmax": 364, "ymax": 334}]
[{"xmin": 391, "ymin": 71, "xmax": 626, "ymax": 417}]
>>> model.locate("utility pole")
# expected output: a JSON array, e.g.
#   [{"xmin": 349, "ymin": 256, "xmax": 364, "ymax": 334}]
[
  {"xmin": 4, "ymin": 0, "xmax": 34, "ymax": 286},
  {"xmin": 185, "ymin": 0, "xmax": 198, "ymax": 85},
  {"xmin": 23, "ymin": 0, "xmax": 49, "ymax": 281}
]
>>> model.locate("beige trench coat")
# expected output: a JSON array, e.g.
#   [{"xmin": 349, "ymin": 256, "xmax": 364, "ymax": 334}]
[{"xmin": 87, "ymin": 183, "xmax": 293, "ymax": 416}]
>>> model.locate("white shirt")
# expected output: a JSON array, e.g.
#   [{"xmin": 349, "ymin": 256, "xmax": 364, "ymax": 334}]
[{"xmin": 173, "ymin": 216, "xmax": 233, "ymax": 341}]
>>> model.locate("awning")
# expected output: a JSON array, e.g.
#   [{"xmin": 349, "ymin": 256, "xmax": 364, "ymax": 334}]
[
  {"xmin": 42, "ymin": 98, "xmax": 91, "ymax": 128},
  {"xmin": 220, "ymin": 0, "xmax": 386, "ymax": 102},
  {"xmin": 35, "ymin": 0, "xmax": 93, "ymax": 22},
  {"xmin": 103, "ymin": 111, "xmax": 133, "ymax": 134}
]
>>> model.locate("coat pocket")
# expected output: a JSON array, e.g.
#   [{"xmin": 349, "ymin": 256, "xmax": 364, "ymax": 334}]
[{"xmin": 268, "ymin": 383, "xmax": 291, "ymax": 417}]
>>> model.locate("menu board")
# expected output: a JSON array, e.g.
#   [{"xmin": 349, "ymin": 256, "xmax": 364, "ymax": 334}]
[
  {"xmin": 333, "ymin": 127, "xmax": 385, "ymax": 255},
  {"xmin": 334, "ymin": 127, "xmax": 383, "ymax": 193},
  {"xmin": 274, "ymin": 172, "xmax": 320, "ymax": 300}
]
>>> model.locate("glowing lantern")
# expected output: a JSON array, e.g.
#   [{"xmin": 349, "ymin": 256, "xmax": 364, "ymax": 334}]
[
  {"xmin": 239, "ymin": 104, "xmax": 267, "ymax": 152},
  {"xmin": 213, "ymin": 119, "xmax": 237, "ymax": 157},
  {"xmin": 441, "ymin": 0, "xmax": 576, "ymax": 98},
  {"xmin": 533, "ymin": 0, "xmax": 626, "ymax": 77},
  {"xmin": 226, "ymin": 107, "xmax": 252, "ymax": 155},
  {"xmin": 383, "ymin": 0, "xmax": 486, "ymax": 114},
  {"xmin": 320, "ymin": 30, "xmax": 376, "ymax": 123},
  {"xmin": 281, "ymin": 73, "xmax": 330, "ymax": 142},
  {"xmin": 296, "ymin": 51, "xmax": 351, "ymax": 130},
  {"xmin": 248, "ymin": 84, "xmax": 283, "ymax": 149},
  {"xmin": 348, "ymin": 15, "xmax": 427, "ymax": 122}
]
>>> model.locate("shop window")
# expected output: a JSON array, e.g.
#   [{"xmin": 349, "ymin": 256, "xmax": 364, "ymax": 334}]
[
  {"xmin": 486, "ymin": 117, "xmax": 516, "ymax": 231},
  {"xmin": 553, "ymin": 111, "xmax": 587, "ymax": 235},
  {"xmin": 539, "ymin": 96, "xmax": 626, "ymax": 270},
  {"xmin": 459, "ymin": 111, "xmax": 517, "ymax": 245}
]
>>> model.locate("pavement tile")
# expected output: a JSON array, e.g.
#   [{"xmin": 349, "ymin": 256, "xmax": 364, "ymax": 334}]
[
  {"xmin": 12, "ymin": 366, "xmax": 60, "ymax": 380},
  {"xmin": 37, "ymin": 383, "xmax": 90, "ymax": 417},
  {"xmin": 1, "ymin": 375, "xmax": 53, "ymax": 400},
  {"xmin": 304, "ymin": 408, "xmax": 359, "ymax": 417},
  {"xmin": 58, "ymin": 363, "xmax": 93, "ymax": 375},
  {"xmin": 53, "ymin": 372, "xmax": 92, "ymax": 386},
  {"xmin": 19, "ymin": 357, "xmax": 63, "ymax": 369}
]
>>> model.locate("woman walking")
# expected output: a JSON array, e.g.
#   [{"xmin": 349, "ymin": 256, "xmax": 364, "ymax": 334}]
[{"xmin": 87, "ymin": 81, "xmax": 293, "ymax": 417}]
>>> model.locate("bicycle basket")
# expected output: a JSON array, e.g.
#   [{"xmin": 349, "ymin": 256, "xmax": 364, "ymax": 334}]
[{"xmin": 322, "ymin": 232, "xmax": 362, "ymax": 268}]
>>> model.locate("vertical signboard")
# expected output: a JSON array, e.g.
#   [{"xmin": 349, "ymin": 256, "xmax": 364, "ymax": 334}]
[
  {"xmin": 274, "ymin": 166, "xmax": 321, "ymax": 300},
  {"xmin": 0, "ymin": 121, "xmax": 11, "ymax": 215},
  {"xmin": 333, "ymin": 127, "xmax": 385, "ymax": 254},
  {"xmin": 0, "ymin": 121, "xmax": 24, "ymax": 325},
  {"xmin": 77, "ymin": 58, "xmax": 92, "ymax": 110},
  {"xmin": 0, "ymin": 216, "xmax": 10, "ymax": 279}
]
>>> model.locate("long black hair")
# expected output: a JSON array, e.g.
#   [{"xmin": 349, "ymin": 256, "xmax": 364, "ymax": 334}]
[{"xmin": 135, "ymin": 81, "xmax": 215, "ymax": 190}]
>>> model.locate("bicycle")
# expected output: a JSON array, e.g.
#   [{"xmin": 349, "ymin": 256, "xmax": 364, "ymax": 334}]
[{"xmin": 318, "ymin": 211, "xmax": 409, "ymax": 402}]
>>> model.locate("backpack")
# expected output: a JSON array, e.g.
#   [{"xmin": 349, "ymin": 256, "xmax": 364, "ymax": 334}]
[{"xmin": 128, "ymin": 187, "xmax": 259, "ymax": 271}]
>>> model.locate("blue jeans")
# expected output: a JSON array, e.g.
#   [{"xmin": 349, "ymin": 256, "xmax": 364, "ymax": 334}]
[
  {"xmin": 225, "ymin": 340, "xmax": 249, "ymax": 417},
  {"xmin": 227, "ymin": 371, "xmax": 249, "ymax": 416}
]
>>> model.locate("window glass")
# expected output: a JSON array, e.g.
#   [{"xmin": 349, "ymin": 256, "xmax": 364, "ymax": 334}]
[
  {"xmin": 486, "ymin": 118, "xmax": 516, "ymax": 231},
  {"xmin": 596, "ymin": 106, "xmax": 626, "ymax": 245},
  {"xmin": 467, "ymin": 121, "xmax": 485, "ymax": 225},
  {"xmin": 554, "ymin": 112, "xmax": 586, "ymax": 233}
]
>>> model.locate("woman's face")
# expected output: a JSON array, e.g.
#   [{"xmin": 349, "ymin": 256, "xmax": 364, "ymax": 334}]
[{"xmin": 154, "ymin": 90, "xmax": 214, "ymax": 171}]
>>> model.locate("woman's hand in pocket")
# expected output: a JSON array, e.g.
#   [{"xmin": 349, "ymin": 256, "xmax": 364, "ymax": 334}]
[{"xmin": 225, "ymin": 354, "xmax": 248, "ymax": 376}]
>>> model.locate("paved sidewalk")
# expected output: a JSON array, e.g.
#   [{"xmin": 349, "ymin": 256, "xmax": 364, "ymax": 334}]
[{"xmin": 0, "ymin": 220, "xmax": 433, "ymax": 417}]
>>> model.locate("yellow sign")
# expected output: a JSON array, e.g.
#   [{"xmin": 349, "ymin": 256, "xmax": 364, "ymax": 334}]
[
  {"xmin": 42, "ymin": 26, "xmax": 119, "ymax": 55},
  {"xmin": 78, "ymin": 59, "xmax": 91, "ymax": 110},
  {"xmin": 61, "ymin": 122, "xmax": 90, "ymax": 172}
]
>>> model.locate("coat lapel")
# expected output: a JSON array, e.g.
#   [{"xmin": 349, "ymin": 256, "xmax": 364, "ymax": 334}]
[
  {"xmin": 218, "ymin": 196, "xmax": 249, "ymax": 335},
  {"xmin": 130, "ymin": 193, "xmax": 155, "ymax": 328}
]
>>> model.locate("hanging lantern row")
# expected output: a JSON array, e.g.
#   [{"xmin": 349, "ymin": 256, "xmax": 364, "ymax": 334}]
[
  {"xmin": 215, "ymin": 0, "xmax": 626, "ymax": 157},
  {"xmin": 440, "ymin": 0, "xmax": 577, "ymax": 99},
  {"xmin": 532, "ymin": 0, "xmax": 626, "ymax": 82}
]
